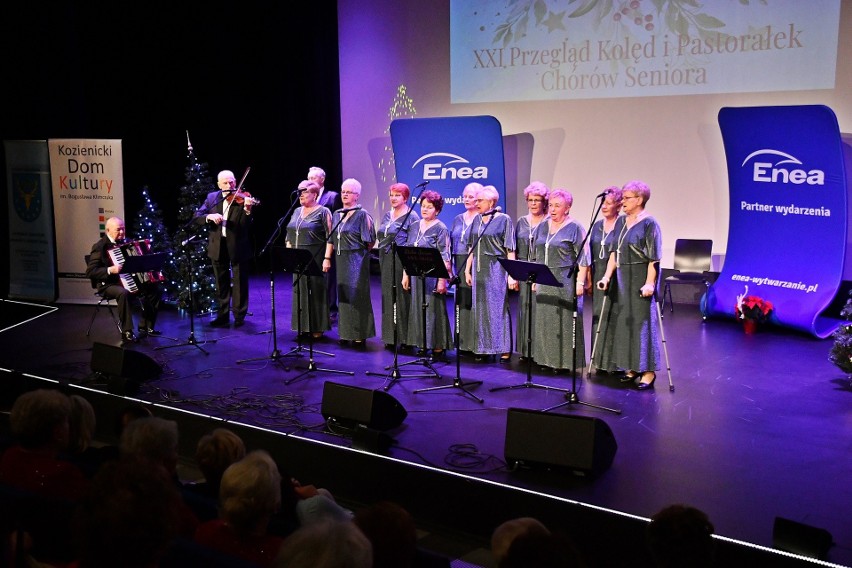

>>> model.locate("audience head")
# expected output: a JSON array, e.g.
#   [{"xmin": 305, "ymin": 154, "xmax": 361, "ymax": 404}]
[
  {"xmin": 273, "ymin": 520, "xmax": 372, "ymax": 568},
  {"xmin": 353, "ymin": 501, "xmax": 417, "ymax": 568},
  {"xmin": 646, "ymin": 504, "xmax": 715, "ymax": 568},
  {"xmin": 120, "ymin": 416, "xmax": 179, "ymax": 474},
  {"xmin": 9, "ymin": 388, "xmax": 72, "ymax": 450},
  {"xmin": 500, "ymin": 528, "xmax": 585, "ymax": 568},
  {"xmin": 420, "ymin": 190, "xmax": 444, "ymax": 214},
  {"xmin": 219, "ymin": 450, "xmax": 282, "ymax": 536},
  {"xmin": 622, "ymin": 179, "xmax": 651, "ymax": 206},
  {"xmin": 74, "ymin": 459, "xmax": 182, "ymax": 568},
  {"xmin": 113, "ymin": 403, "xmax": 153, "ymax": 440},
  {"xmin": 491, "ymin": 516, "xmax": 551, "ymax": 565},
  {"xmin": 68, "ymin": 394, "xmax": 96, "ymax": 454},
  {"xmin": 195, "ymin": 428, "xmax": 246, "ymax": 490}
]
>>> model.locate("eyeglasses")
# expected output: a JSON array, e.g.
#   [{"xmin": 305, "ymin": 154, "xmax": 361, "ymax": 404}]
[
  {"xmin": 526, "ymin": 198, "xmax": 544, "ymax": 203},
  {"xmin": 341, "ymin": 191, "xmax": 358, "ymax": 195}
]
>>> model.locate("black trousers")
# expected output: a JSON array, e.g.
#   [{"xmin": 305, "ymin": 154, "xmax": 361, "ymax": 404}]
[
  {"xmin": 101, "ymin": 283, "xmax": 161, "ymax": 333},
  {"xmin": 212, "ymin": 254, "xmax": 249, "ymax": 321}
]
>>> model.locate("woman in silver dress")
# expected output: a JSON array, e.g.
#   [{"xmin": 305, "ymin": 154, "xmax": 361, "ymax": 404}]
[
  {"xmin": 329, "ymin": 178, "xmax": 376, "ymax": 346},
  {"xmin": 449, "ymin": 182, "xmax": 482, "ymax": 353},
  {"xmin": 285, "ymin": 181, "xmax": 332, "ymax": 338},
  {"xmin": 401, "ymin": 190, "xmax": 453, "ymax": 359},
  {"xmin": 596, "ymin": 180, "xmax": 662, "ymax": 390},
  {"xmin": 377, "ymin": 182, "xmax": 420, "ymax": 349},
  {"xmin": 464, "ymin": 185, "xmax": 517, "ymax": 363},
  {"xmin": 530, "ymin": 189, "xmax": 589, "ymax": 372},
  {"xmin": 588, "ymin": 186, "xmax": 622, "ymax": 373},
  {"xmin": 515, "ymin": 181, "xmax": 549, "ymax": 362}
]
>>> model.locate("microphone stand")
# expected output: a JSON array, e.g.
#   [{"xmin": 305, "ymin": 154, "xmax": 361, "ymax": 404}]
[
  {"xmin": 365, "ymin": 183, "xmax": 435, "ymax": 391},
  {"xmin": 286, "ymin": 205, "xmax": 354, "ymax": 385},
  {"xmin": 412, "ymin": 209, "xmax": 502, "ymax": 403},
  {"xmin": 156, "ymin": 192, "xmax": 233, "ymax": 355},
  {"xmin": 542, "ymin": 199, "xmax": 621, "ymax": 415},
  {"xmin": 236, "ymin": 193, "xmax": 301, "ymax": 367}
]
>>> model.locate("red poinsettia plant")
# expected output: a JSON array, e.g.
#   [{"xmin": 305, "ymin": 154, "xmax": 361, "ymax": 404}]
[{"xmin": 735, "ymin": 293, "xmax": 774, "ymax": 323}]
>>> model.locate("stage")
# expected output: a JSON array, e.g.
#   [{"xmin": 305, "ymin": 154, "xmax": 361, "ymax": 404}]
[{"xmin": 1, "ymin": 273, "xmax": 850, "ymax": 567}]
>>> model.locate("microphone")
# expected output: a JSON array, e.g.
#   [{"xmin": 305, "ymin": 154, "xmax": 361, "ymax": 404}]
[
  {"xmin": 414, "ymin": 181, "xmax": 430, "ymax": 188},
  {"xmin": 595, "ymin": 191, "xmax": 609, "ymax": 198},
  {"xmin": 293, "ymin": 187, "xmax": 308, "ymax": 194},
  {"xmin": 482, "ymin": 206, "xmax": 502, "ymax": 216},
  {"xmin": 339, "ymin": 205, "xmax": 362, "ymax": 213},
  {"xmin": 181, "ymin": 234, "xmax": 200, "ymax": 246}
]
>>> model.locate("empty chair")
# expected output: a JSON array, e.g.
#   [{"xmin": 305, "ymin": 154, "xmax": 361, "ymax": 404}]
[
  {"xmin": 662, "ymin": 239, "xmax": 712, "ymax": 316},
  {"xmin": 84, "ymin": 254, "xmax": 122, "ymax": 337}
]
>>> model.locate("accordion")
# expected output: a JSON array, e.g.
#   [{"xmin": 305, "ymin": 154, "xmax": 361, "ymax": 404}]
[{"xmin": 107, "ymin": 239, "xmax": 165, "ymax": 293}]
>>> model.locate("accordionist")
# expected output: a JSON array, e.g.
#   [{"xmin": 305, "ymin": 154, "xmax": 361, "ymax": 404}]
[{"xmin": 86, "ymin": 216, "xmax": 162, "ymax": 344}]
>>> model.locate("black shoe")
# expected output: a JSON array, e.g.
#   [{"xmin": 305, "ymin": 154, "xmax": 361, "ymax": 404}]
[
  {"xmin": 209, "ymin": 317, "xmax": 229, "ymax": 328},
  {"xmin": 620, "ymin": 371, "xmax": 639, "ymax": 383},
  {"xmin": 138, "ymin": 327, "xmax": 161, "ymax": 336},
  {"xmin": 233, "ymin": 319, "xmax": 245, "ymax": 328},
  {"xmin": 122, "ymin": 330, "xmax": 138, "ymax": 344},
  {"xmin": 637, "ymin": 373, "xmax": 656, "ymax": 391},
  {"xmin": 431, "ymin": 350, "xmax": 449, "ymax": 362}
]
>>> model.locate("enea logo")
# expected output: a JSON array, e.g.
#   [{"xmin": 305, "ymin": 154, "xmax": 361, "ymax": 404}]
[
  {"xmin": 741, "ymin": 149, "xmax": 825, "ymax": 186},
  {"xmin": 412, "ymin": 153, "xmax": 488, "ymax": 181}
]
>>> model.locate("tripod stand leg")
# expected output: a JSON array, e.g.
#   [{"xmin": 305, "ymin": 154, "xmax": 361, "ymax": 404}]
[{"xmin": 654, "ymin": 294, "xmax": 675, "ymax": 392}]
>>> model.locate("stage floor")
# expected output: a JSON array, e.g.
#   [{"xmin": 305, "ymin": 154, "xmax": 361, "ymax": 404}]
[{"xmin": 2, "ymin": 273, "xmax": 851, "ymax": 566}]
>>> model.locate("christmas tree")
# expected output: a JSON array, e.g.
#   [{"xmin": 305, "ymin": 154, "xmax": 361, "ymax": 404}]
[
  {"xmin": 131, "ymin": 186, "xmax": 169, "ymax": 252},
  {"xmin": 829, "ymin": 292, "xmax": 852, "ymax": 375},
  {"xmin": 161, "ymin": 135, "xmax": 217, "ymax": 314}
]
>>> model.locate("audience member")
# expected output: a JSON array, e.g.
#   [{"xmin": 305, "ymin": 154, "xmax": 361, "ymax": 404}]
[
  {"xmin": 0, "ymin": 388, "xmax": 87, "ymax": 501},
  {"xmin": 66, "ymin": 394, "xmax": 114, "ymax": 478},
  {"xmin": 646, "ymin": 504, "xmax": 715, "ymax": 568},
  {"xmin": 120, "ymin": 416, "xmax": 199, "ymax": 537},
  {"xmin": 273, "ymin": 519, "xmax": 372, "ymax": 568},
  {"xmin": 187, "ymin": 427, "xmax": 247, "ymax": 500},
  {"xmin": 353, "ymin": 500, "xmax": 418, "ymax": 568},
  {"xmin": 491, "ymin": 517, "xmax": 551, "ymax": 566},
  {"xmin": 194, "ymin": 450, "xmax": 285, "ymax": 567},
  {"xmin": 71, "ymin": 458, "xmax": 183, "ymax": 568},
  {"xmin": 500, "ymin": 528, "xmax": 585, "ymax": 567}
]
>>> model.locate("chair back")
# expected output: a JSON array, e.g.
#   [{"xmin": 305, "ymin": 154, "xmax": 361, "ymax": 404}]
[{"xmin": 672, "ymin": 239, "xmax": 712, "ymax": 274}]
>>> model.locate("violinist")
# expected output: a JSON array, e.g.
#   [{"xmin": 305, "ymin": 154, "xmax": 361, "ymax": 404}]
[{"xmin": 194, "ymin": 169, "xmax": 258, "ymax": 328}]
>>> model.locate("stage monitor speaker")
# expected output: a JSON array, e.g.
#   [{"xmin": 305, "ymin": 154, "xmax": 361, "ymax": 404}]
[
  {"xmin": 91, "ymin": 342, "xmax": 162, "ymax": 384},
  {"xmin": 773, "ymin": 517, "xmax": 833, "ymax": 560},
  {"xmin": 504, "ymin": 408, "xmax": 617, "ymax": 477},
  {"xmin": 321, "ymin": 381, "xmax": 407, "ymax": 431}
]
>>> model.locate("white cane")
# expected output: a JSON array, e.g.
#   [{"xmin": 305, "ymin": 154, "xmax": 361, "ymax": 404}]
[
  {"xmin": 653, "ymin": 291, "xmax": 675, "ymax": 392},
  {"xmin": 588, "ymin": 290, "xmax": 609, "ymax": 378}
]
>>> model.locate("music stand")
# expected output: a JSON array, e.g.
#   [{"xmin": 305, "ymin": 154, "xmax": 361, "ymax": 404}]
[
  {"xmin": 278, "ymin": 247, "xmax": 353, "ymax": 385},
  {"xmin": 394, "ymin": 245, "xmax": 445, "ymax": 379},
  {"xmin": 489, "ymin": 258, "xmax": 572, "ymax": 395},
  {"xmin": 398, "ymin": 246, "xmax": 482, "ymax": 402},
  {"xmin": 236, "ymin": 222, "xmax": 293, "ymax": 367}
]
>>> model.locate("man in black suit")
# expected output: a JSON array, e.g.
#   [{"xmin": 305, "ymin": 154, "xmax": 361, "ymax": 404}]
[
  {"xmin": 194, "ymin": 169, "xmax": 256, "ymax": 327},
  {"xmin": 308, "ymin": 166, "xmax": 342, "ymax": 316},
  {"xmin": 86, "ymin": 217, "xmax": 162, "ymax": 344}
]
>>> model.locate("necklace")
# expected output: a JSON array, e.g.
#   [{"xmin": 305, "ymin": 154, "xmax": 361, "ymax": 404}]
[
  {"xmin": 527, "ymin": 214, "xmax": 544, "ymax": 260},
  {"xmin": 336, "ymin": 210, "xmax": 350, "ymax": 255},
  {"xmin": 616, "ymin": 212, "xmax": 647, "ymax": 265},
  {"xmin": 599, "ymin": 218, "xmax": 616, "ymax": 260},
  {"xmin": 544, "ymin": 218, "xmax": 567, "ymax": 265}
]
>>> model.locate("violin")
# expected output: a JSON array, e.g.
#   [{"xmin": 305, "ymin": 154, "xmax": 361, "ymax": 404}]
[{"xmin": 227, "ymin": 167, "xmax": 261, "ymax": 207}]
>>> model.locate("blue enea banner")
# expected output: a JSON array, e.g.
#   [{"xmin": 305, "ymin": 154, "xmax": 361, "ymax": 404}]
[
  {"xmin": 706, "ymin": 105, "xmax": 849, "ymax": 338},
  {"xmin": 389, "ymin": 116, "xmax": 506, "ymax": 219}
]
